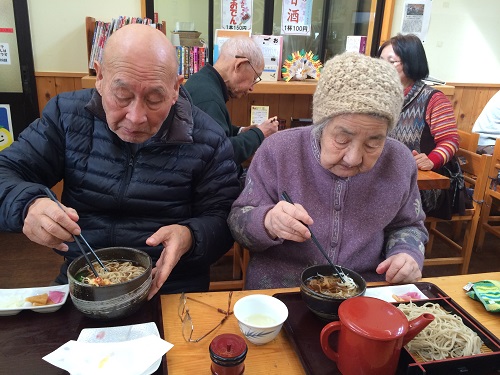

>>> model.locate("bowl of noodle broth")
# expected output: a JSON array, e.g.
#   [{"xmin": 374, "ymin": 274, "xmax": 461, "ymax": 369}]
[
  {"xmin": 67, "ymin": 247, "xmax": 152, "ymax": 320},
  {"xmin": 300, "ymin": 265, "xmax": 366, "ymax": 321}
]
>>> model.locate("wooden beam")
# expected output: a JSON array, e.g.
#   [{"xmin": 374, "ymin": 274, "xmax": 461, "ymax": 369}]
[{"xmin": 380, "ymin": 0, "xmax": 396, "ymax": 44}]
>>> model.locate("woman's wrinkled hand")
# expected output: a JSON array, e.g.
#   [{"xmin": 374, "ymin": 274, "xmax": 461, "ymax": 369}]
[
  {"xmin": 376, "ymin": 253, "xmax": 422, "ymax": 284},
  {"xmin": 263, "ymin": 200, "xmax": 313, "ymax": 242}
]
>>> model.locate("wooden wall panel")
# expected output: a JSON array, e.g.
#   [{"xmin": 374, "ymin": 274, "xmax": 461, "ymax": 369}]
[
  {"xmin": 230, "ymin": 96, "xmax": 249, "ymax": 126},
  {"xmin": 451, "ymin": 85, "xmax": 499, "ymax": 132},
  {"xmin": 455, "ymin": 87, "xmax": 478, "ymax": 131},
  {"xmin": 470, "ymin": 87, "xmax": 497, "ymax": 128},
  {"xmin": 263, "ymin": 94, "xmax": 280, "ymax": 122},
  {"xmin": 35, "ymin": 73, "xmax": 499, "ymax": 136},
  {"xmin": 278, "ymin": 95, "xmax": 292, "ymax": 127},
  {"xmin": 35, "ymin": 76, "xmax": 57, "ymax": 116},
  {"xmin": 35, "ymin": 75, "xmax": 85, "ymax": 115}
]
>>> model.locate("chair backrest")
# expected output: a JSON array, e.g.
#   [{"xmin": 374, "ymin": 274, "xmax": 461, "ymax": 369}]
[
  {"xmin": 423, "ymin": 148, "xmax": 491, "ymax": 273},
  {"xmin": 482, "ymin": 138, "xmax": 500, "ymax": 205},
  {"xmin": 456, "ymin": 147, "xmax": 491, "ymax": 207},
  {"xmin": 457, "ymin": 129, "xmax": 480, "ymax": 152},
  {"xmin": 476, "ymin": 138, "xmax": 500, "ymax": 252},
  {"xmin": 488, "ymin": 138, "xmax": 500, "ymax": 194}
]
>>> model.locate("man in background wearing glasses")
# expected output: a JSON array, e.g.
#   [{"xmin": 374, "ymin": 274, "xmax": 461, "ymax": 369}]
[{"xmin": 185, "ymin": 37, "xmax": 279, "ymax": 186}]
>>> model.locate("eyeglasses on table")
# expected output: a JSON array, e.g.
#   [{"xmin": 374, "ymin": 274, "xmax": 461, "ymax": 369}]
[{"xmin": 178, "ymin": 291, "xmax": 233, "ymax": 343}]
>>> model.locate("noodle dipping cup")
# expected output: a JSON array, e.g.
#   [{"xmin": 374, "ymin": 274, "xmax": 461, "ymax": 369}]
[
  {"xmin": 300, "ymin": 265, "xmax": 366, "ymax": 321},
  {"xmin": 67, "ymin": 247, "xmax": 152, "ymax": 320},
  {"xmin": 233, "ymin": 294, "xmax": 288, "ymax": 345}
]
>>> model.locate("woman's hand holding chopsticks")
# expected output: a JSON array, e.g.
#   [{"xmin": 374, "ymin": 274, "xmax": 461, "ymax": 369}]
[{"xmin": 263, "ymin": 200, "xmax": 313, "ymax": 242}]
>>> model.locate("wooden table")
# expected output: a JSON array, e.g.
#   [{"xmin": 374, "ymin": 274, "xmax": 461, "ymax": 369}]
[
  {"xmin": 161, "ymin": 272, "xmax": 500, "ymax": 374},
  {"xmin": 1, "ymin": 273, "xmax": 497, "ymax": 374},
  {"xmin": 417, "ymin": 169, "xmax": 450, "ymax": 190}
]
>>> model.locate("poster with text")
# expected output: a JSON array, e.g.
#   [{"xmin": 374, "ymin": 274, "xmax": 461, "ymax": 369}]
[
  {"xmin": 0, "ymin": 43, "xmax": 11, "ymax": 64},
  {"xmin": 221, "ymin": 0, "xmax": 253, "ymax": 31},
  {"xmin": 0, "ymin": 104, "xmax": 14, "ymax": 151},
  {"xmin": 281, "ymin": 0, "xmax": 313, "ymax": 36},
  {"xmin": 400, "ymin": 0, "xmax": 432, "ymax": 42}
]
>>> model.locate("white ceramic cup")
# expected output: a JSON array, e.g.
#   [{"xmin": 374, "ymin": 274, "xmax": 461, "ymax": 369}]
[{"xmin": 233, "ymin": 294, "xmax": 288, "ymax": 345}]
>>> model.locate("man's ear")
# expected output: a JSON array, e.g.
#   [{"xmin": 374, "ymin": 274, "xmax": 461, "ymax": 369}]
[
  {"xmin": 94, "ymin": 60, "xmax": 103, "ymax": 94},
  {"xmin": 233, "ymin": 58, "xmax": 246, "ymax": 73},
  {"xmin": 172, "ymin": 75, "xmax": 184, "ymax": 104}
]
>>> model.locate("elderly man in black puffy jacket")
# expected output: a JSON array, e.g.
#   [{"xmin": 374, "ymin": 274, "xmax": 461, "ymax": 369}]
[{"xmin": 0, "ymin": 24, "xmax": 240, "ymax": 299}]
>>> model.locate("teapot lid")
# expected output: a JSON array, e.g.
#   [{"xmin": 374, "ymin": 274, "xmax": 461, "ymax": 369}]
[
  {"xmin": 338, "ymin": 296, "xmax": 408, "ymax": 340},
  {"xmin": 209, "ymin": 333, "xmax": 247, "ymax": 361}
]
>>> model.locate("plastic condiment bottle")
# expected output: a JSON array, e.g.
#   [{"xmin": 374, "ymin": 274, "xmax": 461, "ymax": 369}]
[{"xmin": 209, "ymin": 333, "xmax": 248, "ymax": 375}]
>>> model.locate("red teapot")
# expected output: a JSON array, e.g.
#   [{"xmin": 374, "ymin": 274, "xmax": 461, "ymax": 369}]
[{"xmin": 320, "ymin": 296, "xmax": 434, "ymax": 375}]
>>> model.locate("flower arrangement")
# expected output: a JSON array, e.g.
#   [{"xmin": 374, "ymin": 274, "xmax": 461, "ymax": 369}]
[{"xmin": 281, "ymin": 49, "xmax": 323, "ymax": 82}]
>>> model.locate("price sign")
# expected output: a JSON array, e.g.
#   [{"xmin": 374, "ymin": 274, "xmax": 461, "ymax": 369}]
[{"xmin": 281, "ymin": 0, "xmax": 313, "ymax": 36}]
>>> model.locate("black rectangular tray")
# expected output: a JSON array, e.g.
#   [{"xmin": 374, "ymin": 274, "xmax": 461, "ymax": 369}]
[
  {"xmin": 274, "ymin": 282, "xmax": 500, "ymax": 375},
  {"xmin": 0, "ymin": 294, "xmax": 166, "ymax": 374}
]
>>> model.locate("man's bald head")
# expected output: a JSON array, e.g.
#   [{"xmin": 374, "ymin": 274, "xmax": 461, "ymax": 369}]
[
  {"xmin": 94, "ymin": 24, "xmax": 184, "ymax": 144},
  {"xmin": 101, "ymin": 24, "xmax": 179, "ymax": 82}
]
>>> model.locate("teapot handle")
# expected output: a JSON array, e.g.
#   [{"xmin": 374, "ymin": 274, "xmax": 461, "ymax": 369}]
[{"xmin": 320, "ymin": 321, "xmax": 341, "ymax": 362}]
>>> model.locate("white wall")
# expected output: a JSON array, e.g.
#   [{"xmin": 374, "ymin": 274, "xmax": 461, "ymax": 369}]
[
  {"xmin": 391, "ymin": 0, "xmax": 500, "ymax": 83},
  {"xmin": 27, "ymin": 0, "xmax": 141, "ymax": 72},
  {"xmin": 27, "ymin": 0, "xmax": 500, "ymax": 83}
]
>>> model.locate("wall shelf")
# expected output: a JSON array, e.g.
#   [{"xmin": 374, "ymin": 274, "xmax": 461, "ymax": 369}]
[{"xmin": 80, "ymin": 75, "xmax": 455, "ymax": 97}]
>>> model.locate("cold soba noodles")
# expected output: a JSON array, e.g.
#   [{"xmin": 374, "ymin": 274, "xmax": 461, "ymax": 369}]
[
  {"xmin": 76, "ymin": 260, "xmax": 146, "ymax": 286},
  {"xmin": 305, "ymin": 273, "xmax": 359, "ymax": 298}
]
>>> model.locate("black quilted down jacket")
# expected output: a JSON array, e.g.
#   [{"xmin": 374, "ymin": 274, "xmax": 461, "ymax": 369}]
[{"xmin": 0, "ymin": 87, "xmax": 240, "ymax": 292}]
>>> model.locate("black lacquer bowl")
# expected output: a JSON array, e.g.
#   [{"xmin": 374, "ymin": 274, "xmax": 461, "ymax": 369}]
[
  {"xmin": 67, "ymin": 247, "xmax": 152, "ymax": 320},
  {"xmin": 300, "ymin": 264, "xmax": 366, "ymax": 321}
]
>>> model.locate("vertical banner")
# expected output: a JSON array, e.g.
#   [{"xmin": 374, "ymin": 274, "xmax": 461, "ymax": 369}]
[
  {"xmin": 281, "ymin": 0, "xmax": 313, "ymax": 36},
  {"xmin": 0, "ymin": 104, "xmax": 14, "ymax": 151},
  {"xmin": 221, "ymin": 0, "xmax": 253, "ymax": 31}
]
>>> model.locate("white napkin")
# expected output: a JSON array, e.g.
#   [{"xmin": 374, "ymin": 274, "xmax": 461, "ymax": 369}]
[{"xmin": 43, "ymin": 335, "xmax": 173, "ymax": 375}]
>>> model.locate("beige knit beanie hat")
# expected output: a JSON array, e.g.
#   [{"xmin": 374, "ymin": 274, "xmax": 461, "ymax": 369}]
[{"xmin": 313, "ymin": 52, "xmax": 403, "ymax": 131}]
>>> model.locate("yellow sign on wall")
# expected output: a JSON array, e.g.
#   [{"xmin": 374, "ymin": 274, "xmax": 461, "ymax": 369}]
[{"xmin": 0, "ymin": 104, "xmax": 14, "ymax": 151}]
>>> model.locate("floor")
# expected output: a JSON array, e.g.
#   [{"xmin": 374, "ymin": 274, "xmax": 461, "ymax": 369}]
[{"xmin": 0, "ymin": 225, "xmax": 498, "ymax": 289}]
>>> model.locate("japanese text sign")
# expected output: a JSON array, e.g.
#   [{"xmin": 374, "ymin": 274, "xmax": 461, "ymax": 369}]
[
  {"xmin": 281, "ymin": 0, "xmax": 313, "ymax": 36},
  {"xmin": 221, "ymin": 0, "xmax": 253, "ymax": 31}
]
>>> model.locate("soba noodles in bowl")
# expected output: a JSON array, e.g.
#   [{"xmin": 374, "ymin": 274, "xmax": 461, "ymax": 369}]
[
  {"xmin": 67, "ymin": 247, "xmax": 152, "ymax": 320},
  {"xmin": 300, "ymin": 265, "xmax": 366, "ymax": 321}
]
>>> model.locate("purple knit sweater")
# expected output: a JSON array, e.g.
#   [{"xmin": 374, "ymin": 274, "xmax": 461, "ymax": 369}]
[{"xmin": 228, "ymin": 126, "xmax": 428, "ymax": 289}]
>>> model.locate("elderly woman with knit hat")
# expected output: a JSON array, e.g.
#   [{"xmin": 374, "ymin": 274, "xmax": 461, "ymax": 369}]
[{"xmin": 228, "ymin": 52, "xmax": 428, "ymax": 289}]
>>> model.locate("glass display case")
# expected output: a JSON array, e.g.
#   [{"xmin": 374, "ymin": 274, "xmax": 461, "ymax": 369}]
[{"xmin": 149, "ymin": 0, "xmax": 385, "ymax": 67}]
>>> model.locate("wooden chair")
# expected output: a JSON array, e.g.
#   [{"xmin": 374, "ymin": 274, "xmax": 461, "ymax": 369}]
[
  {"xmin": 209, "ymin": 242, "xmax": 249, "ymax": 291},
  {"xmin": 457, "ymin": 129, "xmax": 480, "ymax": 152},
  {"xmin": 476, "ymin": 138, "xmax": 500, "ymax": 251},
  {"xmin": 450, "ymin": 130, "xmax": 479, "ymax": 239},
  {"xmin": 424, "ymin": 148, "xmax": 491, "ymax": 274}
]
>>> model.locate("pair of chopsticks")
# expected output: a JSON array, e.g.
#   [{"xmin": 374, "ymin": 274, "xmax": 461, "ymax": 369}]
[
  {"xmin": 44, "ymin": 188, "xmax": 107, "ymax": 277},
  {"xmin": 280, "ymin": 191, "xmax": 347, "ymax": 283}
]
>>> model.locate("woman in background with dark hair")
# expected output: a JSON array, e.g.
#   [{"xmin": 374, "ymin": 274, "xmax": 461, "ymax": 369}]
[{"xmin": 377, "ymin": 33, "xmax": 464, "ymax": 219}]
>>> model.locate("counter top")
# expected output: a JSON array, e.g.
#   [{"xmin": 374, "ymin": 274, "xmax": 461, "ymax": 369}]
[{"xmin": 81, "ymin": 75, "xmax": 455, "ymax": 96}]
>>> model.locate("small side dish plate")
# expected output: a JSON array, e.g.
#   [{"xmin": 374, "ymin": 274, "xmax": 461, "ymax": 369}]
[
  {"xmin": 363, "ymin": 284, "xmax": 428, "ymax": 302},
  {"xmin": 77, "ymin": 322, "xmax": 162, "ymax": 375},
  {"xmin": 0, "ymin": 284, "xmax": 69, "ymax": 316}
]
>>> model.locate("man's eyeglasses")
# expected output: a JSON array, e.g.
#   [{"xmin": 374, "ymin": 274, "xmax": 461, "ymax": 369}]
[
  {"xmin": 235, "ymin": 55, "xmax": 262, "ymax": 84},
  {"xmin": 178, "ymin": 291, "xmax": 233, "ymax": 343}
]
